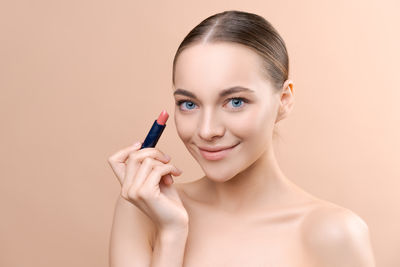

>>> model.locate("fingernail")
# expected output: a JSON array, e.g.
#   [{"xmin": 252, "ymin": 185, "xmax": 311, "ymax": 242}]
[{"xmin": 164, "ymin": 154, "xmax": 171, "ymax": 160}]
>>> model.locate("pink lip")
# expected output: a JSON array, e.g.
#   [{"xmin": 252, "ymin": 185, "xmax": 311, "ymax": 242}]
[{"xmin": 198, "ymin": 143, "xmax": 239, "ymax": 161}]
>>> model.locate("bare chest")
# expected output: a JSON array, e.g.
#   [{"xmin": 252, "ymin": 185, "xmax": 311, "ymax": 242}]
[{"xmin": 181, "ymin": 206, "xmax": 312, "ymax": 267}]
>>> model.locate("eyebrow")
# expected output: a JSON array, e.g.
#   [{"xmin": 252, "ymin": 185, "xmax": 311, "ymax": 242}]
[{"xmin": 173, "ymin": 86, "xmax": 255, "ymax": 99}]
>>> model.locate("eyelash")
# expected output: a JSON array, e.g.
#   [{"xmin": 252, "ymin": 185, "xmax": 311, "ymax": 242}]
[{"xmin": 175, "ymin": 97, "xmax": 249, "ymax": 111}]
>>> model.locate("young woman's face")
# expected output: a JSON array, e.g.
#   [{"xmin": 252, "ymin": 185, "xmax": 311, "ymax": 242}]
[{"xmin": 173, "ymin": 42, "xmax": 281, "ymax": 182}]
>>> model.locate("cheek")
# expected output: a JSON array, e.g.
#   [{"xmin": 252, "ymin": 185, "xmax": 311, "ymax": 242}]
[
  {"xmin": 228, "ymin": 106, "xmax": 271, "ymax": 140},
  {"xmin": 174, "ymin": 112, "xmax": 197, "ymax": 142}
]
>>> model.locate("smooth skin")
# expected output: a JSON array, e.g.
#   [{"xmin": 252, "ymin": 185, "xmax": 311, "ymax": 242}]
[
  {"xmin": 108, "ymin": 144, "xmax": 189, "ymax": 267},
  {"xmin": 108, "ymin": 42, "xmax": 376, "ymax": 266},
  {"xmin": 109, "ymin": 143, "xmax": 188, "ymax": 231},
  {"xmin": 172, "ymin": 42, "xmax": 375, "ymax": 266}
]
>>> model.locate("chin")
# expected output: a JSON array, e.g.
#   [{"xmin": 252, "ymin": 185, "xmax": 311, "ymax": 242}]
[{"xmin": 199, "ymin": 163, "xmax": 240, "ymax": 183}]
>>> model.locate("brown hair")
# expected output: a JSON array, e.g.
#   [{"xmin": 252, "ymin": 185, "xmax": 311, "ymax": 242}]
[{"xmin": 172, "ymin": 10, "xmax": 289, "ymax": 91}]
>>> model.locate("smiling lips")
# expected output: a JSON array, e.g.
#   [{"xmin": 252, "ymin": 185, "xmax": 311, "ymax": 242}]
[{"xmin": 198, "ymin": 143, "xmax": 239, "ymax": 161}]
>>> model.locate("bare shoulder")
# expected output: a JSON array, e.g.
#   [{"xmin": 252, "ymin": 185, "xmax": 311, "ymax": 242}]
[{"xmin": 301, "ymin": 200, "xmax": 376, "ymax": 267}]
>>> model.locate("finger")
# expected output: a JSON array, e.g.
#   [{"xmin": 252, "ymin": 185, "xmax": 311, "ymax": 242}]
[
  {"xmin": 108, "ymin": 141, "xmax": 142, "ymax": 165},
  {"xmin": 108, "ymin": 142, "xmax": 142, "ymax": 184},
  {"xmin": 117, "ymin": 146, "xmax": 170, "ymax": 186},
  {"xmin": 163, "ymin": 174, "xmax": 174, "ymax": 185},
  {"xmin": 120, "ymin": 155, "xmax": 142, "ymax": 197},
  {"xmin": 124, "ymin": 158, "xmax": 165, "ymax": 215},
  {"xmin": 126, "ymin": 147, "xmax": 171, "ymax": 165},
  {"xmin": 141, "ymin": 164, "xmax": 182, "ymax": 193},
  {"xmin": 122, "ymin": 157, "xmax": 162, "ymax": 198},
  {"xmin": 122, "ymin": 149, "xmax": 170, "ymax": 190}
]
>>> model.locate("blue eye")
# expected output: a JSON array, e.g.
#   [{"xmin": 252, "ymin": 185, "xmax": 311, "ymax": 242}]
[
  {"xmin": 229, "ymin": 98, "xmax": 243, "ymax": 108},
  {"xmin": 175, "ymin": 97, "xmax": 249, "ymax": 112},
  {"xmin": 226, "ymin": 97, "xmax": 248, "ymax": 110},
  {"xmin": 177, "ymin": 100, "xmax": 197, "ymax": 110}
]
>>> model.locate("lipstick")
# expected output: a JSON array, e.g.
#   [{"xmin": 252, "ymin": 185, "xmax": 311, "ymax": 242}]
[
  {"xmin": 140, "ymin": 110, "xmax": 169, "ymax": 149},
  {"xmin": 198, "ymin": 143, "xmax": 239, "ymax": 161}
]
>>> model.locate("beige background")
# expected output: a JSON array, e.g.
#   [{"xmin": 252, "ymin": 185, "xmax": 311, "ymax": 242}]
[{"xmin": 1, "ymin": 0, "xmax": 399, "ymax": 266}]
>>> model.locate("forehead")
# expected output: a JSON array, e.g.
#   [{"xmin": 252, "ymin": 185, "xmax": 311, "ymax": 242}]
[{"xmin": 174, "ymin": 42, "xmax": 269, "ymax": 96}]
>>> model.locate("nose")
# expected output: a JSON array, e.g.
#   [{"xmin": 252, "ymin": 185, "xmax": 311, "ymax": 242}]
[{"xmin": 197, "ymin": 108, "xmax": 225, "ymax": 141}]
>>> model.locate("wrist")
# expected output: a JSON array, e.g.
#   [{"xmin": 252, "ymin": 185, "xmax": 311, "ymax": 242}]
[{"xmin": 158, "ymin": 226, "xmax": 189, "ymax": 241}]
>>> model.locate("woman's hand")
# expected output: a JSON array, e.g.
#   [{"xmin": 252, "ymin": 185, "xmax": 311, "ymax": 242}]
[{"xmin": 108, "ymin": 141, "xmax": 189, "ymax": 232}]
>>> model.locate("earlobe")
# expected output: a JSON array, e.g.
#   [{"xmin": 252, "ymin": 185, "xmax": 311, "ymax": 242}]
[
  {"xmin": 275, "ymin": 101, "xmax": 286, "ymax": 123},
  {"xmin": 275, "ymin": 108, "xmax": 285, "ymax": 123}
]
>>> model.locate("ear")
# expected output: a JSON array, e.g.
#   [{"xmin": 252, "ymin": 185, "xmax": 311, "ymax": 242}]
[{"xmin": 275, "ymin": 79, "xmax": 294, "ymax": 123}]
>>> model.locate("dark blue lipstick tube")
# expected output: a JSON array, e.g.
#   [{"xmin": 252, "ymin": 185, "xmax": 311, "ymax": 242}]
[{"xmin": 140, "ymin": 120, "xmax": 166, "ymax": 149}]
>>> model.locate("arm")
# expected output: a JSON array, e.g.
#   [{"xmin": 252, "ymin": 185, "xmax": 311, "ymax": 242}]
[
  {"xmin": 151, "ymin": 227, "xmax": 189, "ymax": 267},
  {"xmin": 109, "ymin": 195, "xmax": 154, "ymax": 267},
  {"xmin": 302, "ymin": 205, "xmax": 376, "ymax": 267},
  {"xmin": 109, "ymin": 195, "xmax": 188, "ymax": 267}
]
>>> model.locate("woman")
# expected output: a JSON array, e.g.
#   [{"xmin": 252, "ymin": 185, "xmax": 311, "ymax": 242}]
[{"xmin": 108, "ymin": 10, "xmax": 376, "ymax": 267}]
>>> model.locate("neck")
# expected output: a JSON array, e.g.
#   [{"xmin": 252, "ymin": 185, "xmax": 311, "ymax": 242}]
[{"xmin": 204, "ymin": 146, "xmax": 295, "ymax": 214}]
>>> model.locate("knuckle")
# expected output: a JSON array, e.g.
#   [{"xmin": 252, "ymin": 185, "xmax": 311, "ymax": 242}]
[
  {"xmin": 148, "ymin": 149, "xmax": 163, "ymax": 159},
  {"xmin": 127, "ymin": 152, "xmax": 138, "ymax": 161},
  {"xmin": 137, "ymin": 185, "xmax": 152, "ymax": 200},
  {"xmin": 141, "ymin": 149, "xmax": 167, "ymax": 161},
  {"xmin": 142, "ymin": 157, "xmax": 154, "ymax": 165},
  {"xmin": 147, "ymin": 147, "xmax": 164, "ymax": 157},
  {"xmin": 121, "ymin": 187, "xmax": 129, "ymax": 199},
  {"xmin": 121, "ymin": 184, "xmax": 129, "ymax": 194},
  {"xmin": 136, "ymin": 189, "xmax": 148, "ymax": 200},
  {"xmin": 127, "ymin": 188, "xmax": 139, "ymax": 200},
  {"xmin": 120, "ymin": 191, "xmax": 128, "ymax": 201}
]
